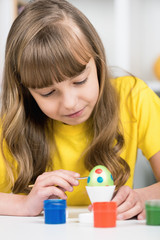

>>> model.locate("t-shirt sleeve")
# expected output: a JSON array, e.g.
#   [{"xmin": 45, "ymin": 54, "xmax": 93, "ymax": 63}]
[{"xmin": 136, "ymin": 83, "xmax": 160, "ymax": 159}]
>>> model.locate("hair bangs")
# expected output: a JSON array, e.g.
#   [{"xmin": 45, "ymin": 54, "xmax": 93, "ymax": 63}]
[{"xmin": 19, "ymin": 23, "xmax": 93, "ymax": 89}]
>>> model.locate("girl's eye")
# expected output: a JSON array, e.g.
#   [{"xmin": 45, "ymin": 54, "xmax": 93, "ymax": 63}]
[
  {"xmin": 74, "ymin": 78, "xmax": 87, "ymax": 85},
  {"xmin": 41, "ymin": 90, "xmax": 55, "ymax": 97}
]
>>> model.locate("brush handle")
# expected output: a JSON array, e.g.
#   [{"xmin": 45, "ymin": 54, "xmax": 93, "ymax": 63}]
[
  {"xmin": 76, "ymin": 177, "xmax": 88, "ymax": 180},
  {"xmin": 28, "ymin": 176, "xmax": 88, "ymax": 188}
]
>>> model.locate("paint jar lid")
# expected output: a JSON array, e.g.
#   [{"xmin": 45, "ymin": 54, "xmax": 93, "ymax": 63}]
[
  {"xmin": 145, "ymin": 200, "xmax": 160, "ymax": 226},
  {"xmin": 146, "ymin": 200, "xmax": 160, "ymax": 207},
  {"xmin": 93, "ymin": 201, "xmax": 116, "ymax": 212},
  {"xmin": 44, "ymin": 199, "xmax": 66, "ymax": 209}
]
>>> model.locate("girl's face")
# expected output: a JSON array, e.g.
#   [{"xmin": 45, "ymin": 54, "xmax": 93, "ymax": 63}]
[{"xmin": 28, "ymin": 58, "xmax": 99, "ymax": 125}]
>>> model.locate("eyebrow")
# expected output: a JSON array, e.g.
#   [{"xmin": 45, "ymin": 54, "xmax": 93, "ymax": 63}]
[
  {"xmin": 70, "ymin": 65, "xmax": 89, "ymax": 80},
  {"xmin": 32, "ymin": 65, "xmax": 90, "ymax": 91}
]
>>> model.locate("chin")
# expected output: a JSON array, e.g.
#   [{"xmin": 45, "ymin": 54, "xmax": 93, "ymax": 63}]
[{"xmin": 66, "ymin": 117, "xmax": 87, "ymax": 126}]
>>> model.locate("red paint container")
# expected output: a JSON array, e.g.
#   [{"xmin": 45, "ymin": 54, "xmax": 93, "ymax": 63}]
[{"xmin": 93, "ymin": 202, "xmax": 117, "ymax": 228}]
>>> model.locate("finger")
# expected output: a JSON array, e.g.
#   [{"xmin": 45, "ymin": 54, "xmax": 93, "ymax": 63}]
[
  {"xmin": 36, "ymin": 172, "xmax": 79, "ymax": 188},
  {"xmin": 58, "ymin": 186, "xmax": 69, "ymax": 192},
  {"xmin": 137, "ymin": 210, "xmax": 145, "ymax": 220},
  {"xmin": 42, "ymin": 169, "xmax": 80, "ymax": 177},
  {"xmin": 37, "ymin": 170, "xmax": 80, "ymax": 184},
  {"xmin": 48, "ymin": 195, "xmax": 59, "ymax": 199},
  {"xmin": 116, "ymin": 193, "xmax": 136, "ymax": 214},
  {"xmin": 52, "ymin": 173, "xmax": 79, "ymax": 187},
  {"xmin": 57, "ymin": 169, "xmax": 80, "ymax": 178},
  {"xmin": 48, "ymin": 187, "xmax": 68, "ymax": 199},
  {"xmin": 88, "ymin": 204, "xmax": 92, "ymax": 211},
  {"xmin": 112, "ymin": 186, "xmax": 131, "ymax": 206},
  {"xmin": 117, "ymin": 202, "xmax": 142, "ymax": 220},
  {"xmin": 36, "ymin": 186, "xmax": 68, "ymax": 200},
  {"xmin": 35, "ymin": 175, "xmax": 74, "ymax": 192},
  {"xmin": 52, "ymin": 171, "xmax": 80, "ymax": 186},
  {"xmin": 44, "ymin": 170, "xmax": 80, "ymax": 180}
]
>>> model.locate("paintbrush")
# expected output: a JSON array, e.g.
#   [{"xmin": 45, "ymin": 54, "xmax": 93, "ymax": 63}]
[{"xmin": 28, "ymin": 176, "xmax": 88, "ymax": 188}]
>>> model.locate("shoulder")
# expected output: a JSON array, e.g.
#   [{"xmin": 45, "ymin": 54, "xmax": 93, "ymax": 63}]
[
  {"xmin": 111, "ymin": 76, "xmax": 160, "ymax": 122},
  {"xmin": 111, "ymin": 76, "xmax": 160, "ymax": 106},
  {"xmin": 111, "ymin": 76, "xmax": 148, "ymax": 97}
]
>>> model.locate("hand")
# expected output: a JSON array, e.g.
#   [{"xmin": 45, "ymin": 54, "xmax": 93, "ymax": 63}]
[
  {"xmin": 23, "ymin": 170, "xmax": 80, "ymax": 216},
  {"xmin": 111, "ymin": 186, "xmax": 145, "ymax": 220}
]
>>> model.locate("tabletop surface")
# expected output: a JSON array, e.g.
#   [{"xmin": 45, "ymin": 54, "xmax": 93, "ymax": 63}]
[{"xmin": 0, "ymin": 207, "xmax": 160, "ymax": 240}]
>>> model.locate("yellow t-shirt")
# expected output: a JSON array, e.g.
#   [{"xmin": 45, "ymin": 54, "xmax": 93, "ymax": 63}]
[{"xmin": 1, "ymin": 76, "xmax": 160, "ymax": 206}]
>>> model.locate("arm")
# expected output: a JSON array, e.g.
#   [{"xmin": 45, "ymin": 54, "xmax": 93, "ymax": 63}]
[
  {"xmin": 0, "ymin": 169, "xmax": 80, "ymax": 216},
  {"xmin": 111, "ymin": 81, "xmax": 160, "ymax": 220},
  {"xmin": 112, "ymin": 151, "xmax": 160, "ymax": 220}
]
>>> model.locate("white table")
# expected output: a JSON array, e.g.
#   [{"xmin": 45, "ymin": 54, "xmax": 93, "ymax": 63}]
[{"xmin": 0, "ymin": 207, "xmax": 160, "ymax": 240}]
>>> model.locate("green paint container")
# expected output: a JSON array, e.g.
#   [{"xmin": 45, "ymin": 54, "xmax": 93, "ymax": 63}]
[{"xmin": 145, "ymin": 200, "xmax": 160, "ymax": 226}]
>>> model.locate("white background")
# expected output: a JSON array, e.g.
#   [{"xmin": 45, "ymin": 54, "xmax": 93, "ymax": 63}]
[
  {"xmin": 0, "ymin": 0, "xmax": 160, "ymax": 83},
  {"xmin": 0, "ymin": 0, "xmax": 159, "ymax": 187}
]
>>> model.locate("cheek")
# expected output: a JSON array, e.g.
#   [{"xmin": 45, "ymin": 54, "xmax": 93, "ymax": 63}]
[
  {"xmin": 90, "ymin": 81, "xmax": 99, "ymax": 104},
  {"xmin": 82, "ymin": 87, "xmax": 99, "ymax": 107},
  {"xmin": 36, "ymin": 100, "xmax": 57, "ymax": 118}
]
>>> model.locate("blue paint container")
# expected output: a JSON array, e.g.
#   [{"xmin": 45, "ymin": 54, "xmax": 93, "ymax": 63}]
[{"xmin": 44, "ymin": 199, "xmax": 66, "ymax": 224}]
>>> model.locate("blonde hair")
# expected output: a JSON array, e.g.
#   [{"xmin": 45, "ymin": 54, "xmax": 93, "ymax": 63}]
[{"xmin": 0, "ymin": 0, "xmax": 130, "ymax": 193}]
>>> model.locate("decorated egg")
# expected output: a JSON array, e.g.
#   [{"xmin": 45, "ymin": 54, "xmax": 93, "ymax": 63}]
[{"xmin": 87, "ymin": 165, "xmax": 114, "ymax": 186}]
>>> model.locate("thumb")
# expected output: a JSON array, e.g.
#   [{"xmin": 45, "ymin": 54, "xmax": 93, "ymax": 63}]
[
  {"xmin": 88, "ymin": 204, "xmax": 92, "ymax": 212},
  {"xmin": 137, "ymin": 209, "xmax": 145, "ymax": 220}
]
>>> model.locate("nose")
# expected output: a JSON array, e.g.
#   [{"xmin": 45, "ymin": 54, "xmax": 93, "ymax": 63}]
[{"xmin": 62, "ymin": 90, "xmax": 78, "ymax": 110}]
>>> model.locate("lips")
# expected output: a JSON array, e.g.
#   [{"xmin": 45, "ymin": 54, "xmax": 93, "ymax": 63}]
[{"xmin": 65, "ymin": 108, "xmax": 85, "ymax": 118}]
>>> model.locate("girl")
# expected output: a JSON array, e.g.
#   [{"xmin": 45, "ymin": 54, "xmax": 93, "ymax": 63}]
[{"xmin": 0, "ymin": 0, "xmax": 160, "ymax": 219}]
